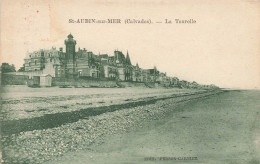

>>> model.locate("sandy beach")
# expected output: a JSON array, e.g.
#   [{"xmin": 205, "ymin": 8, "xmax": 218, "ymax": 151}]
[{"xmin": 1, "ymin": 87, "xmax": 259, "ymax": 164}]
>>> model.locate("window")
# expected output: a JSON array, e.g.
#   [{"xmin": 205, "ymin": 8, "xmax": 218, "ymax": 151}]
[{"xmin": 35, "ymin": 61, "xmax": 37, "ymax": 65}]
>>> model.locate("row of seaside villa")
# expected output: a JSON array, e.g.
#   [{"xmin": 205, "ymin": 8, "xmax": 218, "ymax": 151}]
[{"xmin": 1, "ymin": 34, "xmax": 218, "ymax": 89}]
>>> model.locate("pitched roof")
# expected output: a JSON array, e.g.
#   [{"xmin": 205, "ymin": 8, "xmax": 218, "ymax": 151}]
[{"xmin": 99, "ymin": 54, "xmax": 108, "ymax": 58}]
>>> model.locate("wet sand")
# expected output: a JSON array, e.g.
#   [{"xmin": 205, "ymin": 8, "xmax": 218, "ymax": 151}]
[{"xmin": 44, "ymin": 90, "xmax": 260, "ymax": 164}]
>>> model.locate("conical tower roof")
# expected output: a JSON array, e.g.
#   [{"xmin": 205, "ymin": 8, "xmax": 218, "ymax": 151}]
[
  {"xmin": 126, "ymin": 50, "xmax": 131, "ymax": 65},
  {"xmin": 68, "ymin": 33, "xmax": 73, "ymax": 38}
]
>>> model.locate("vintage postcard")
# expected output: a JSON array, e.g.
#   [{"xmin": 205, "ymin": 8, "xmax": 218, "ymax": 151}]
[{"xmin": 0, "ymin": 0, "xmax": 260, "ymax": 163}]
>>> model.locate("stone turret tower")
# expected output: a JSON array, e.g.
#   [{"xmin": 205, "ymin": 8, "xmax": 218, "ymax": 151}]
[
  {"xmin": 64, "ymin": 33, "xmax": 77, "ymax": 76},
  {"xmin": 65, "ymin": 33, "xmax": 77, "ymax": 61}
]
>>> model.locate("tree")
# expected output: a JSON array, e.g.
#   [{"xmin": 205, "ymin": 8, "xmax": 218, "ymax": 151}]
[
  {"xmin": 18, "ymin": 64, "xmax": 25, "ymax": 72},
  {"xmin": 1, "ymin": 63, "xmax": 16, "ymax": 73}
]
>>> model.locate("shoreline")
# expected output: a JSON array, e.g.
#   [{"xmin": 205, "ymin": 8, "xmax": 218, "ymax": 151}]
[
  {"xmin": 1, "ymin": 87, "xmax": 210, "ymax": 121},
  {"xmin": 2, "ymin": 89, "xmax": 222, "ymax": 135}
]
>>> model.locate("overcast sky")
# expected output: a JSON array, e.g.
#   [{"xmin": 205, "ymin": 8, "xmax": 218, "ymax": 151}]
[{"xmin": 1, "ymin": 0, "xmax": 260, "ymax": 89}]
